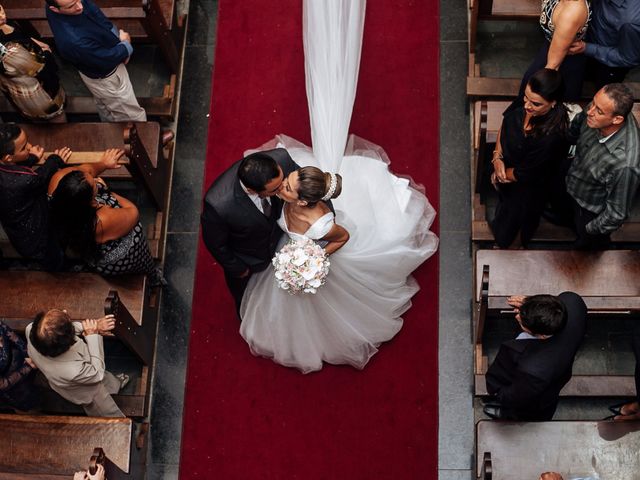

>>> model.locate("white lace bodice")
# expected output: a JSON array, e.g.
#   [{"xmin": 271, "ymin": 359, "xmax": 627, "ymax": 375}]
[{"xmin": 278, "ymin": 208, "xmax": 335, "ymax": 243}]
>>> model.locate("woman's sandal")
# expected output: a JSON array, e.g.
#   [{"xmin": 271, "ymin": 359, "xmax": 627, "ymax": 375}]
[{"xmin": 608, "ymin": 401, "xmax": 639, "ymax": 416}]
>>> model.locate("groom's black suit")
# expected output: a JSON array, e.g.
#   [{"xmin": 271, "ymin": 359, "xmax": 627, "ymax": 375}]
[{"xmin": 201, "ymin": 148, "xmax": 299, "ymax": 309}]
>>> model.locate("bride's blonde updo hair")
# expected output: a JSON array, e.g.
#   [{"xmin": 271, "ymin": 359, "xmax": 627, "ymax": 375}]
[{"xmin": 296, "ymin": 166, "xmax": 342, "ymax": 207}]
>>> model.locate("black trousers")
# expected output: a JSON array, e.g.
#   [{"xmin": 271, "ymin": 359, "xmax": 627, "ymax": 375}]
[
  {"xmin": 584, "ymin": 58, "xmax": 630, "ymax": 91},
  {"xmin": 224, "ymin": 270, "xmax": 251, "ymax": 319},
  {"xmin": 519, "ymin": 41, "xmax": 587, "ymax": 102}
]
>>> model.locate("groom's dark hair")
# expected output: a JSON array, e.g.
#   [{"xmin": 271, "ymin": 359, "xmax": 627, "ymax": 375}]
[{"xmin": 238, "ymin": 152, "xmax": 281, "ymax": 192}]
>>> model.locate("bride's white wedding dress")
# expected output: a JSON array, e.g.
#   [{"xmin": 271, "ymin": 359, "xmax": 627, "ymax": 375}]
[
  {"xmin": 239, "ymin": 136, "xmax": 438, "ymax": 373},
  {"xmin": 238, "ymin": 1, "xmax": 438, "ymax": 373}
]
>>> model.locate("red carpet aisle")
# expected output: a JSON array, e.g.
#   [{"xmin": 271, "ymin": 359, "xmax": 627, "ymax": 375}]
[{"xmin": 179, "ymin": 1, "xmax": 439, "ymax": 478}]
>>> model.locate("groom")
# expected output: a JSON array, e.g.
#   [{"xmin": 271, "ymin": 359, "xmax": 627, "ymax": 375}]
[{"xmin": 201, "ymin": 148, "xmax": 298, "ymax": 313}]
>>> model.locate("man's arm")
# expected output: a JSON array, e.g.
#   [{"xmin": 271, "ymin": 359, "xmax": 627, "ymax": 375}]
[
  {"xmin": 584, "ymin": 23, "xmax": 640, "ymax": 68},
  {"xmin": 74, "ymin": 39, "xmax": 130, "ymax": 72},
  {"xmin": 70, "ymin": 321, "xmax": 106, "ymax": 385},
  {"xmin": 201, "ymin": 202, "xmax": 249, "ymax": 277},
  {"xmin": 586, "ymin": 168, "xmax": 640, "ymax": 234}
]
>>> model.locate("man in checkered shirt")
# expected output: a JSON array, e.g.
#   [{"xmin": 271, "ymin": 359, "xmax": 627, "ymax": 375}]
[{"xmin": 553, "ymin": 83, "xmax": 640, "ymax": 249}]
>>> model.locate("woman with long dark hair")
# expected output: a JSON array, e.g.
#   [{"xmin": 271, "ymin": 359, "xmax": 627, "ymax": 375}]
[
  {"xmin": 490, "ymin": 68, "xmax": 570, "ymax": 248},
  {"xmin": 48, "ymin": 151, "xmax": 161, "ymax": 282}
]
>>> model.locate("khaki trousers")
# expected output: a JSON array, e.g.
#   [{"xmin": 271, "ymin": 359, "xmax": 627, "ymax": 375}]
[
  {"xmin": 83, "ymin": 371, "xmax": 125, "ymax": 418},
  {"xmin": 80, "ymin": 63, "xmax": 147, "ymax": 122}
]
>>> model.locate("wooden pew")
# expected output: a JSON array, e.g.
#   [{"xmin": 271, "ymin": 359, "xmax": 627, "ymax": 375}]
[
  {"xmin": 0, "ymin": 271, "xmax": 160, "ymax": 417},
  {"xmin": 471, "ymin": 100, "xmax": 640, "ymax": 244},
  {"xmin": 0, "ymin": 414, "xmax": 147, "ymax": 478},
  {"xmin": 472, "ymin": 249, "xmax": 640, "ymax": 397},
  {"xmin": 476, "ymin": 420, "xmax": 640, "ymax": 480},
  {"xmin": 4, "ymin": 0, "xmax": 186, "ymax": 75}
]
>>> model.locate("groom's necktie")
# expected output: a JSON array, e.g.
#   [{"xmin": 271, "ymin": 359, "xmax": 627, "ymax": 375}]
[{"xmin": 261, "ymin": 197, "xmax": 272, "ymax": 218}]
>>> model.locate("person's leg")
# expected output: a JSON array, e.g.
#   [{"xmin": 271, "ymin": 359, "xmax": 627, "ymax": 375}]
[
  {"xmin": 224, "ymin": 270, "xmax": 251, "ymax": 318},
  {"xmin": 519, "ymin": 42, "xmax": 550, "ymax": 98},
  {"xmin": 83, "ymin": 384, "xmax": 125, "ymax": 418},
  {"xmin": 571, "ymin": 203, "xmax": 611, "ymax": 250},
  {"xmin": 79, "ymin": 65, "xmax": 147, "ymax": 122},
  {"xmin": 558, "ymin": 53, "xmax": 587, "ymax": 101}
]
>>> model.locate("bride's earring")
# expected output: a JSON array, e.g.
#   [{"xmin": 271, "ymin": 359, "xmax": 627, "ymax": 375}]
[{"xmin": 297, "ymin": 200, "xmax": 307, "ymax": 207}]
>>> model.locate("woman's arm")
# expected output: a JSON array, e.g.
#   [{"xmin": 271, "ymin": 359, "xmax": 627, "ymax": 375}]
[
  {"xmin": 546, "ymin": 3, "xmax": 587, "ymax": 70},
  {"xmin": 48, "ymin": 149, "xmax": 124, "ymax": 196},
  {"xmin": 320, "ymin": 222, "xmax": 350, "ymax": 255},
  {"xmin": 491, "ymin": 126, "xmax": 508, "ymax": 184},
  {"xmin": 95, "ymin": 193, "xmax": 140, "ymax": 243}
]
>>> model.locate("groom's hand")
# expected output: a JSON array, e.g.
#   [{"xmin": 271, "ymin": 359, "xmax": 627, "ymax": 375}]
[{"xmin": 238, "ymin": 268, "xmax": 250, "ymax": 278}]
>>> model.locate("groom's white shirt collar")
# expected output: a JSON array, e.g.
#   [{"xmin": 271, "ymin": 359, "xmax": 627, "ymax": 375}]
[{"xmin": 239, "ymin": 179, "xmax": 270, "ymax": 214}]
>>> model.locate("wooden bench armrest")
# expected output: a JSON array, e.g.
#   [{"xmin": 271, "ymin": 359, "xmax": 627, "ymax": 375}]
[
  {"xmin": 106, "ymin": 290, "xmax": 153, "ymax": 365},
  {"xmin": 481, "ymin": 452, "xmax": 492, "ymax": 480}
]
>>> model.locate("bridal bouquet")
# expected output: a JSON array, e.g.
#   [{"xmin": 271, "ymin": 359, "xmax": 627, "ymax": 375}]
[{"xmin": 272, "ymin": 238, "xmax": 330, "ymax": 294}]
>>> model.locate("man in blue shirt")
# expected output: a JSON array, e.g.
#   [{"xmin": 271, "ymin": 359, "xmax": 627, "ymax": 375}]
[
  {"xmin": 45, "ymin": 0, "xmax": 146, "ymax": 122},
  {"xmin": 568, "ymin": 0, "xmax": 640, "ymax": 88}
]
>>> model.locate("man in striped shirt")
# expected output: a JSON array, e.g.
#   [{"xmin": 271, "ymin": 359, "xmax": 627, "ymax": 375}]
[{"xmin": 556, "ymin": 83, "xmax": 640, "ymax": 249}]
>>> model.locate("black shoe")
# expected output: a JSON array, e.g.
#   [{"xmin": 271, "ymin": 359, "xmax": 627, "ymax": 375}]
[{"xmin": 483, "ymin": 403, "xmax": 505, "ymax": 420}]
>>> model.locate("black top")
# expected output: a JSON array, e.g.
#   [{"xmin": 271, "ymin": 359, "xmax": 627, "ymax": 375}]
[
  {"xmin": 500, "ymin": 101, "xmax": 569, "ymax": 185},
  {"xmin": 0, "ymin": 22, "xmax": 61, "ymax": 98},
  {"xmin": 0, "ymin": 154, "xmax": 64, "ymax": 258}
]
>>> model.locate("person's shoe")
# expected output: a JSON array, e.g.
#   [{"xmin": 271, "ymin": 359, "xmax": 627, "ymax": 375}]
[
  {"xmin": 115, "ymin": 373, "xmax": 130, "ymax": 391},
  {"xmin": 608, "ymin": 401, "xmax": 639, "ymax": 416},
  {"xmin": 483, "ymin": 403, "xmax": 504, "ymax": 420}
]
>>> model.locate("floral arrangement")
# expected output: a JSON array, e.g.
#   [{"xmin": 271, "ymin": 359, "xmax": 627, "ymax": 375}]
[{"xmin": 272, "ymin": 238, "xmax": 330, "ymax": 294}]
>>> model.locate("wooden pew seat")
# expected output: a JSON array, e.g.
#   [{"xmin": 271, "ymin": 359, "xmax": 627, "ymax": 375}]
[
  {"xmin": 0, "ymin": 414, "xmax": 146, "ymax": 478},
  {"xmin": 471, "ymin": 100, "xmax": 640, "ymax": 243},
  {"xmin": 472, "ymin": 249, "xmax": 640, "ymax": 396},
  {"xmin": 0, "ymin": 271, "xmax": 159, "ymax": 417},
  {"xmin": 476, "ymin": 420, "xmax": 640, "ymax": 480}
]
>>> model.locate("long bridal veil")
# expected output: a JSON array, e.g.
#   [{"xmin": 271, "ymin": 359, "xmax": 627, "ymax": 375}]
[{"xmin": 239, "ymin": 0, "xmax": 438, "ymax": 373}]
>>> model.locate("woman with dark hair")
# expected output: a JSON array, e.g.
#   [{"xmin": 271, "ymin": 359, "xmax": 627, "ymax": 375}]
[
  {"xmin": 0, "ymin": 321, "xmax": 38, "ymax": 411},
  {"xmin": 490, "ymin": 68, "xmax": 570, "ymax": 248},
  {"xmin": 0, "ymin": 4, "xmax": 66, "ymax": 121},
  {"xmin": 519, "ymin": 0, "xmax": 591, "ymax": 101},
  {"xmin": 47, "ymin": 150, "xmax": 161, "ymax": 282}
]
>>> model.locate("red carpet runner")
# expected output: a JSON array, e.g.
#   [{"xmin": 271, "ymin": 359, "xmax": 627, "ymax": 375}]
[{"xmin": 180, "ymin": 1, "xmax": 439, "ymax": 478}]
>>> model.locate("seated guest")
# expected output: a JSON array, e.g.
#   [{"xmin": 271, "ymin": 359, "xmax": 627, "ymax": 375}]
[
  {"xmin": 568, "ymin": 0, "xmax": 640, "ymax": 89},
  {"xmin": 484, "ymin": 292, "xmax": 587, "ymax": 421},
  {"xmin": 490, "ymin": 69, "xmax": 570, "ymax": 248},
  {"xmin": 0, "ymin": 124, "xmax": 70, "ymax": 269},
  {"xmin": 26, "ymin": 309, "xmax": 128, "ymax": 417},
  {"xmin": 48, "ymin": 151, "xmax": 162, "ymax": 283},
  {"xmin": 540, "ymin": 474, "xmax": 564, "ymax": 480},
  {"xmin": 550, "ymin": 83, "xmax": 639, "ymax": 249},
  {"xmin": 519, "ymin": 0, "xmax": 591, "ymax": 101},
  {"xmin": 0, "ymin": 321, "xmax": 38, "ymax": 411},
  {"xmin": 0, "ymin": 4, "xmax": 66, "ymax": 121}
]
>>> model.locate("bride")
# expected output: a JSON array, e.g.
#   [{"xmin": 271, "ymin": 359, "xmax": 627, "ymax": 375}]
[{"xmin": 238, "ymin": 1, "xmax": 438, "ymax": 373}]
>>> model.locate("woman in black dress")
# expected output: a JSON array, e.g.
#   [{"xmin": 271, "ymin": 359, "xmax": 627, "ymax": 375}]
[{"xmin": 490, "ymin": 68, "xmax": 570, "ymax": 248}]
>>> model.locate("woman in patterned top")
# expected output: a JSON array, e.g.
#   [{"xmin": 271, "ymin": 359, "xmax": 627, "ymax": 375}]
[
  {"xmin": 48, "ymin": 149, "xmax": 162, "ymax": 283},
  {"xmin": 0, "ymin": 4, "xmax": 66, "ymax": 121},
  {"xmin": 519, "ymin": 0, "xmax": 591, "ymax": 101},
  {"xmin": 0, "ymin": 321, "xmax": 38, "ymax": 411}
]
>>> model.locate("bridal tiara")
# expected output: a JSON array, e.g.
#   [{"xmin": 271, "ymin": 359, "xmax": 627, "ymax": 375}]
[{"xmin": 321, "ymin": 172, "xmax": 337, "ymax": 201}]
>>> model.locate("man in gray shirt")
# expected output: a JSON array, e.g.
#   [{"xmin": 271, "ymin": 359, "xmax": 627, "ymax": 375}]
[{"xmin": 552, "ymin": 83, "xmax": 640, "ymax": 249}]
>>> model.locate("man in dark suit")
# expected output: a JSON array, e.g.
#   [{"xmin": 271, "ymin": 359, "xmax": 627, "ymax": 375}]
[
  {"xmin": 484, "ymin": 292, "xmax": 587, "ymax": 421},
  {"xmin": 201, "ymin": 148, "xmax": 298, "ymax": 312}
]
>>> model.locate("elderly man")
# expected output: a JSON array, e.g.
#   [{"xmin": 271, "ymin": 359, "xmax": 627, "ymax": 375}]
[
  {"xmin": 484, "ymin": 292, "xmax": 587, "ymax": 421},
  {"xmin": 45, "ymin": 0, "xmax": 146, "ymax": 122},
  {"xmin": 569, "ymin": 0, "xmax": 640, "ymax": 88},
  {"xmin": 550, "ymin": 83, "xmax": 640, "ymax": 249},
  {"xmin": 26, "ymin": 309, "xmax": 128, "ymax": 417}
]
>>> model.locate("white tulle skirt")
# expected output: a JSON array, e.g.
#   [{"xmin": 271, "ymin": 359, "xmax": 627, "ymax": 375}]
[{"xmin": 239, "ymin": 135, "xmax": 439, "ymax": 373}]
